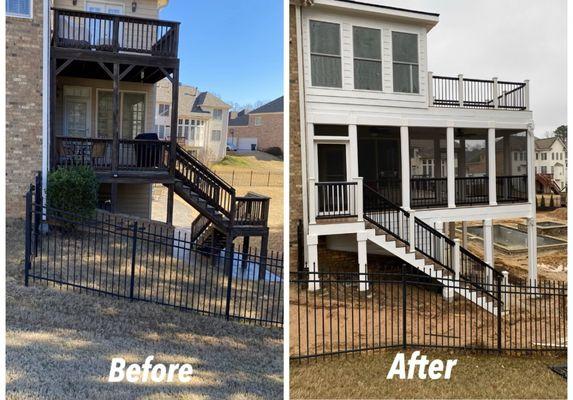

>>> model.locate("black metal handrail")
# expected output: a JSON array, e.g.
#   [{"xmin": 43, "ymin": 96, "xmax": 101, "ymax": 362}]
[
  {"xmin": 431, "ymin": 75, "xmax": 527, "ymax": 111},
  {"xmin": 364, "ymin": 184, "xmax": 410, "ymax": 244},
  {"xmin": 460, "ymin": 247, "xmax": 504, "ymax": 298},
  {"xmin": 364, "ymin": 185, "xmax": 504, "ymax": 296},
  {"xmin": 52, "ymin": 8, "xmax": 179, "ymax": 57},
  {"xmin": 411, "ymin": 177, "xmax": 447, "ymax": 208},
  {"xmin": 497, "ymin": 175, "xmax": 528, "ymax": 203}
]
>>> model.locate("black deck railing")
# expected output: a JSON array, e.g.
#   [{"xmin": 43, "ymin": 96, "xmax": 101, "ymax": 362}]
[
  {"xmin": 497, "ymin": 175, "xmax": 528, "ymax": 203},
  {"xmin": 455, "ymin": 176, "xmax": 489, "ymax": 206},
  {"xmin": 315, "ymin": 181, "xmax": 357, "ymax": 218},
  {"xmin": 411, "ymin": 177, "xmax": 447, "ymax": 208},
  {"xmin": 364, "ymin": 185, "xmax": 409, "ymax": 244},
  {"xmin": 431, "ymin": 75, "xmax": 527, "ymax": 111},
  {"xmin": 291, "ymin": 269, "xmax": 566, "ymax": 360},
  {"xmin": 55, "ymin": 136, "xmax": 170, "ymax": 171},
  {"xmin": 52, "ymin": 8, "xmax": 179, "ymax": 58}
]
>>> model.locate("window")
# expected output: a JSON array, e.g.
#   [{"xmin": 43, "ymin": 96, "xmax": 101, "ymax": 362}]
[
  {"xmin": 314, "ymin": 124, "xmax": 348, "ymax": 137},
  {"xmin": 7, "ymin": 0, "xmax": 31, "ymax": 18},
  {"xmin": 254, "ymin": 116, "xmax": 263, "ymax": 126},
  {"xmin": 310, "ymin": 20, "xmax": 342, "ymax": 88},
  {"xmin": 392, "ymin": 32, "xmax": 419, "ymax": 93},
  {"xmin": 542, "ymin": 152, "xmax": 547, "ymax": 160},
  {"xmin": 513, "ymin": 152, "xmax": 518, "ymax": 161},
  {"xmin": 158, "ymin": 104, "xmax": 170, "ymax": 117},
  {"xmin": 551, "ymin": 166, "xmax": 555, "ymax": 174},
  {"xmin": 541, "ymin": 166, "xmax": 547, "ymax": 174},
  {"xmin": 213, "ymin": 109, "xmax": 223, "ymax": 120},
  {"xmin": 353, "ymin": 26, "xmax": 382, "ymax": 91},
  {"xmin": 157, "ymin": 125, "xmax": 170, "ymax": 139},
  {"xmin": 121, "ymin": 93, "xmax": 145, "ymax": 139},
  {"xmin": 178, "ymin": 119, "xmax": 190, "ymax": 139},
  {"xmin": 552, "ymin": 152, "xmax": 555, "ymax": 160},
  {"xmin": 536, "ymin": 153, "xmax": 539, "ymax": 160},
  {"xmin": 211, "ymin": 130, "xmax": 222, "ymax": 141}
]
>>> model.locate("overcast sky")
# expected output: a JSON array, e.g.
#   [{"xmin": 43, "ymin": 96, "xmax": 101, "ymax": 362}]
[{"xmin": 365, "ymin": 0, "xmax": 566, "ymax": 137}]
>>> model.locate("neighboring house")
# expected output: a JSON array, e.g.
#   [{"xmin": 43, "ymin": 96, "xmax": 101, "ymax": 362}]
[
  {"xmin": 290, "ymin": 0, "xmax": 537, "ymax": 309},
  {"xmin": 535, "ymin": 137, "xmax": 567, "ymax": 191},
  {"xmin": 228, "ymin": 96, "xmax": 284, "ymax": 152},
  {"xmin": 155, "ymin": 79, "xmax": 231, "ymax": 162}
]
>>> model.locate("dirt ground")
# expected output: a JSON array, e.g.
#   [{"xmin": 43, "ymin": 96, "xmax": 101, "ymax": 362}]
[
  {"xmin": 152, "ymin": 152, "xmax": 284, "ymax": 253},
  {"xmin": 290, "ymin": 350, "xmax": 566, "ymax": 399},
  {"xmin": 6, "ymin": 219, "xmax": 283, "ymax": 399},
  {"xmin": 462, "ymin": 209, "xmax": 567, "ymax": 282}
]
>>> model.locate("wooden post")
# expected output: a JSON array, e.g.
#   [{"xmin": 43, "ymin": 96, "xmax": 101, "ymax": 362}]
[
  {"xmin": 258, "ymin": 232, "xmax": 269, "ymax": 280},
  {"xmin": 166, "ymin": 66, "xmax": 180, "ymax": 226},
  {"xmin": 50, "ymin": 55, "xmax": 57, "ymax": 170},
  {"xmin": 112, "ymin": 63, "xmax": 120, "ymax": 173},
  {"xmin": 166, "ymin": 184, "xmax": 174, "ymax": 225}
]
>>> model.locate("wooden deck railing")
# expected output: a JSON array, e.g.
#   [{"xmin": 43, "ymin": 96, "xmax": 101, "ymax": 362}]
[
  {"xmin": 235, "ymin": 193, "xmax": 271, "ymax": 226},
  {"xmin": 429, "ymin": 73, "xmax": 528, "ymax": 111},
  {"xmin": 52, "ymin": 8, "xmax": 179, "ymax": 58},
  {"xmin": 55, "ymin": 136, "xmax": 170, "ymax": 171}
]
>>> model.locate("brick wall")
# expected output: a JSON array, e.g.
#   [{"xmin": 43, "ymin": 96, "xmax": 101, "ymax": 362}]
[
  {"xmin": 289, "ymin": 4, "xmax": 304, "ymax": 270},
  {"xmin": 228, "ymin": 112, "xmax": 283, "ymax": 151},
  {"xmin": 6, "ymin": 1, "xmax": 44, "ymax": 217}
]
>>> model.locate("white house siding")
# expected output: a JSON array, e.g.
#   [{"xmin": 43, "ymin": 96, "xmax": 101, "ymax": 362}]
[
  {"xmin": 55, "ymin": 77, "xmax": 156, "ymax": 138},
  {"xmin": 204, "ymin": 107, "xmax": 230, "ymax": 162},
  {"xmin": 302, "ymin": 6, "xmax": 430, "ymax": 113},
  {"xmin": 535, "ymin": 139, "xmax": 567, "ymax": 190}
]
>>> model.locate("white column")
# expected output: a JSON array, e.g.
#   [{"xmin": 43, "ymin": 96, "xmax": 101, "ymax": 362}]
[
  {"xmin": 307, "ymin": 234, "xmax": 320, "ymax": 291},
  {"xmin": 488, "ymin": 128, "xmax": 497, "ymax": 205},
  {"xmin": 400, "ymin": 126, "xmax": 410, "ymax": 209},
  {"xmin": 527, "ymin": 125, "xmax": 536, "ymax": 211},
  {"xmin": 447, "ymin": 126, "xmax": 455, "ymax": 208},
  {"xmin": 348, "ymin": 124, "xmax": 359, "ymax": 178},
  {"xmin": 408, "ymin": 209, "xmax": 416, "ymax": 252},
  {"xmin": 308, "ymin": 177, "xmax": 316, "ymax": 224},
  {"xmin": 527, "ymin": 217, "xmax": 538, "ymax": 283},
  {"xmin": 524, "ymin": 80, "xmax": 530, "ymax": 111},
  {"xmin": 427, "ymin": 71, "xmax": 434, "ymax": 106},
  {"xmin": 355, "ymin": 177, "xmax": 363, "ymax": 222},
  {"xmin": 483, "ymin": 219, "xmax": 494, "ymax": 284},
  {"xmin": 357, "ymin": 231, "xmax": 369, "ymax": 292}
]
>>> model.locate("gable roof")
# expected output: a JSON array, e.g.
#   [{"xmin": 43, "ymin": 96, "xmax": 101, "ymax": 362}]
[
  {"xmin": 192, "ymin": 92, "xmax": 231, "ymax": 112},
  {"xmin": 250, "ymin": 96, "xmax": 284, "ymax": 114},
  {"xmin": 228, "ymin": 110, "xmax": 250, "ymax": 126},
  {"xmin": 535, "ymin": 136, "xmax": 566, "ymax": 151}
]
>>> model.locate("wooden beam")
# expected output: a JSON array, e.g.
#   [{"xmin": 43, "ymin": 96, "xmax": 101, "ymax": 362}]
[
  {"xmin": 55, "ymin": 59, "xmax": 73, "ymax": 76},
  {"xmin": 97, "ymin": 62, "xmax": 114, "ymax": 80},
  {"xmin": 52, "ymin": 47, "xmax": 179, "ymax": 69},
  {"xmin": 119, "ymin": 65, "xmax": 135, "ymax": 81},
  {"xmin": 159, "ymin": 67, "xmax": 173, "ymax": 83}
]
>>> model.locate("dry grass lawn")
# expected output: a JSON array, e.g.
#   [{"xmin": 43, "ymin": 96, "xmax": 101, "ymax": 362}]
[
  {"xmin": 7, "ymin": 219, "xmax": 283, "ymax": 399},
  {"xmin": 290, "ymin": 350, "xmax": 566, "ymax": 399}
]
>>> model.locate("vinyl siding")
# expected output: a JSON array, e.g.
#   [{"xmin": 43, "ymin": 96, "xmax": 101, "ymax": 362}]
[{"xmin": 53, "ymin": 0, "xmax": 160, "ymax": 19}]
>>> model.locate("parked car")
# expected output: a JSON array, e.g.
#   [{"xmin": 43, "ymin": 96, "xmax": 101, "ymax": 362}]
[{"xmin": 226, "ymin": 143, "xmax": 238, "ymax": 151}]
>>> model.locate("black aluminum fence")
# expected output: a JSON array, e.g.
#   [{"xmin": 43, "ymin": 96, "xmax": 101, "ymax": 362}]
[
  {"xmin": 214, "ymin": 170, "xmax": 283, "ymax": 187},
  {"xmin": 291, "ymin": 268, "xmax": 566, "ymax": 360},
  {"xmin": 24, "ymin": 188, "xmax": 283, "ymax": 327}
]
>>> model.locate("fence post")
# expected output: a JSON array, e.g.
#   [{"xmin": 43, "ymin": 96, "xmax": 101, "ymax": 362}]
[
  {"xmin": 24, "ymin": 187, "xmax": 33, "ymax": 287},
  {"xmin": 402, "ymin": 264, "xmax": 407, "ymax": 349},
  {"xmin": 224, "ymin": 238, "xmax": 235, "ymax": 320},
  {"xmin": 231, "ymin": 170, "xmax": 235, "ymax": 186},
  {"xmin": 408, "ymin": 210, "xmax": 415, "ymax": 252},
  {"xmin": 34, "ymin": 172, "xmax": 42, "ymax": 255},
  {"xmin": 501, "ymin": 270, "xmax": 509, "ymax": 311},
  {"xmin": 496, "ymin": 274, "xmax": 503, "ymax": 353},
  {"xmin": 129, "ymin": 221, "xmax": 138, "ymax": 300},
  {"xmin": 250, "ymin": 170, "xmax": 253, "ymax": 186},
  {"xmin": 267, "ymin": 171, "xmax": 271, "ymax": 186}
]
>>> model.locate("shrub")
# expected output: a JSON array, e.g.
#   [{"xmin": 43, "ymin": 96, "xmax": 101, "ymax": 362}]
[
  {"xmin": 265, "ymin": 147, "xmax": 283, "ymax": 158},
  {"xmin": 47, "ymin": 166, "xmax": 99, "ymax": 219}
]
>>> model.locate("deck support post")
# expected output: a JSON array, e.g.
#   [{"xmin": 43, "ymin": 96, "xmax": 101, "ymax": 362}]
[
  {"xmin": 169, "ymin": 66, "xmax": 180, "ymax": 173},
  {"xmin": 446, "ymin": 126, "xmax": 455, "ymax": 208},
  {"xmin": 357, "ymin": 231, "xmax": 369, "ymax": 292},
  {"xmin": 166, "ymin": 185, "xmax": 174, "ymax": 225},
  {"xmin": 527, "ymin": 217, "xmax": 538, "ymax": 284},
  {"xmin": 483, "ymin": 219, "xmax": 494, "ymax": 284},
  {"xmin": 112, "ymin": 63, "xmax": 120, "ymax": 173},
  {"xmin": 488, "ymin": 128, "xmax": 497, "ymax": 205},
  {"xmin": 307, "ymin": 234, "xmax": 319, "ymax": 291},
  {"xmin": 50, "ymin": 55, "xmax": 57, "ymax": 170},
  {"xmin": 400, "ymin": 126, "xmax": 410, "ymax": 209}
]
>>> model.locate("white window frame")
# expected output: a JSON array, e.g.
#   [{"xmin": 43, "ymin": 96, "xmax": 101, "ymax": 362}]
[
  {"xmin": 352, "ymin": 25, "xmax": 383, "ymax": 91},
  {"xmin": 212, "ymin": 109, "xmax": 223, "ymax": 120},
  {"xmin": 158, "ymin": 103, "xmax": 170, "ymax": 117},
  {"xmin": 254, "ymin": 116, "xmax": 263, "ymax": 126},
  {"xmin": 86, "ymin": 1, "xmax": 124, "ymax": 14},
  {"xmin": 211, "ymin": 130, "xmax": 222, "ymax": 141},
  {"xmin": 309, "ymin": 19, "xmax": 342, "ymax": 88},
  {"xmin": 391, "ymin": 31, "xmax": 420, "ymax": 94},
  {"xmin": 63, "ymin": 86, "xmax": 92, "ymax": 138},
  {"xmin": 7, "ymin": 0, "xmax": 33, "ymax": 19}
]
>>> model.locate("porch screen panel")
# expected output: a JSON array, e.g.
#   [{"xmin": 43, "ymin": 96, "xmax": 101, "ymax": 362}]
[
  {"xmin": 310, "ymin": 20, "xmax": 342, "ymax": 88},
  {"xmin": 97, "ymin": 91, "xmax": 113, "ymax": 138},
  {"xmin": 392, "ymin": 32, "xmax": 419, "ymax": 93},
  {"xmin": 353, "ymin": 27, "xmax": 382, "ymax": 90},
  {"xmin": 121, "ymin": 93, "xmax": 146, "ymax": 139}
]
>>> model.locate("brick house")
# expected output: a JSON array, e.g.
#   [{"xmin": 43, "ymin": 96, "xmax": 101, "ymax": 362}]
[{"xmin": 228, "ymin": 96, "xmax": 284, "ymax": 152}]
